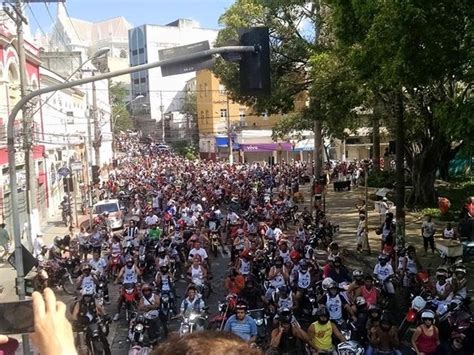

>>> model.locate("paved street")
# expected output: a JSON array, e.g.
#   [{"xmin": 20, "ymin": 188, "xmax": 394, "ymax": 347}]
[{"xmin": 1, "ymin": 182, "xmax": 473, "ymax": 354}]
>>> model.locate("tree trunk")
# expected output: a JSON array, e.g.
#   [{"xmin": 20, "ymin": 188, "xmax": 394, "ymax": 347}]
[
  {"xmin": 438, "ymin": 143, "xmax": 463, "ymax": 181},
  {"xmin": 372, "ymin": 117, "xmax": 381, "ymax": 171}
]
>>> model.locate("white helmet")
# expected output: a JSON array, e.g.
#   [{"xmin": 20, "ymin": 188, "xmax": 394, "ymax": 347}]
[
  {"xmin": 421, "ymin": 310, "xmax": 435, "ymax": 320},
  {"xmin": 412, "ymin": 296, "xmax": 427, "ymax": 311},
  {"xmin": 322, "ymin": 277, "xmax": 336, "ymax": 291},
  {"xmin": 355, "ymin": 296, "xmax": 366, "ymax": 307}
]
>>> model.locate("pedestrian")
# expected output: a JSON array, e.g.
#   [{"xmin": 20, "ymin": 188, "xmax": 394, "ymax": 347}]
[
  {"xmin": 421, "ymin": 215, "xmax": 436, "ymax": 255},
  {"xmin": 0, "ymin": 223, "xmax": 10, "ymax": 262},
  {"xmin": 379, "ymin": 197, "xmax": 389, "ymax": 224},
  {"xmin": 356, "ymin": 214, "xmax": 366, "ymax": 253}
]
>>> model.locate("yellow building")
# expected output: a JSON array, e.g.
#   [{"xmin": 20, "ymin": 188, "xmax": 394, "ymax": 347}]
[{"xmin": 196, "ymin": 69, "xmax": 286, "ymax": 160}]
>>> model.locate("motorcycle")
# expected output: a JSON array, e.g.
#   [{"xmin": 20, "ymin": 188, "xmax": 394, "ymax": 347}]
[
  {"xmin": 128, "ymin": 313, "xmax": 152, "ymax": 355},
  {"xmin": 209, "ymin": 229, "xmax": 221, "ymax": 258},
  {"xmin": 159, "ymin": 290, "xmax": 175, "ymax": 337},
  {"xmin": 207, "ymin": 294, "xmax": 238, "ymax": 331},
  {"xmin": 178, "ymin": 309, "xmax": 208, "ymax": 336},
  {"xmin": 122, "ymin": 283, "xmax": 139, "ymax": 322},
  {"xmin": 248, "ymin": 308, "xmax": 268, "ymax": 347},
  {"xmin": 109, "ymin": 253, "xmax": 122, "ymax": 279},
  {"xmin": 398, "ymin": 295, "xmax": 427, "ymax": 339},
  {"xmin": 82, "ymin": 316, "xmax": 111, "ymax": 355},
  {"xmin": 33, "ymin": 260, "xmax": 76, "ymax": 295}
]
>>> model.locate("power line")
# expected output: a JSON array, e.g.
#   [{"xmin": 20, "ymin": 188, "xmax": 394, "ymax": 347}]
[{"xmin": 63, "ymin": 2, "xmax": 83, "ymax": 45}]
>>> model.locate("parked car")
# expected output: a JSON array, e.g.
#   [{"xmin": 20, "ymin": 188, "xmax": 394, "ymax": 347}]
[{"xmin": 92, "ymin": 199, "xmax": 125, "ymax": 229}]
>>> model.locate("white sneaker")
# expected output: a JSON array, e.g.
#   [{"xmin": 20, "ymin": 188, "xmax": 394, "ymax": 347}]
[{"xmin": 113, "ymin": 313, "xmax": 120, "ymax": 321}]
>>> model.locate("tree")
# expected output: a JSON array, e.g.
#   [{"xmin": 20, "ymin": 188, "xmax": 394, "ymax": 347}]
[
  {"xmin": 180, "ymin": 90, "xmax": 198, "ymax": 145},
  {"xmin": 109, "ymin": 82, "xmax": 133, "ymax": 132},
  {"xmin": 329, "ymin": 0, "xmax": 474, "ymax": 206},
  {"xmin": 215, "ymin": 0, "xmax": 365, "ymax": 176}
]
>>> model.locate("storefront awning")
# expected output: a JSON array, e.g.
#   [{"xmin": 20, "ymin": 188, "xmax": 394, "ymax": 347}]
[{"xmin": 240, "ymin": 142, "xmax": 292, "ymax": 152}]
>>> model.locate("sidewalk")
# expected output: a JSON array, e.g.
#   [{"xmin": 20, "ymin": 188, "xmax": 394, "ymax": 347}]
[
  {"xmin": 0, "ymin": 212, "xmax": 89, "ymax": 302},
  {"xmin": 313, "ymin": 184, "xmax": 473, "ymax": 292}
]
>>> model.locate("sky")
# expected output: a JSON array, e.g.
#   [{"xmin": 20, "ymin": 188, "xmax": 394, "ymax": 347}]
[{"xmin": 25, "ymin": 0, "xmax": 235, "ymax": 35}]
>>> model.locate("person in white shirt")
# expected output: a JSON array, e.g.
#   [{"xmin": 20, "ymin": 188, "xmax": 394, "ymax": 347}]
[
  {"xmin": 144, "ymin": 212, "xmax": 159, "ymax": 227},
  {"xmin": 188, "ymin": 240, "xmax": 209, "ymax": 262},
  {"xmin": 33, "ymin": 233, "xmax": 46, "ymax": 260},
  {"xmin": 379, "ymin": 197, "xmax": 389, "ymax": 223},
  {"xmin": 374, "ymin": 254, "xmax": 395, "ymax": 294}
]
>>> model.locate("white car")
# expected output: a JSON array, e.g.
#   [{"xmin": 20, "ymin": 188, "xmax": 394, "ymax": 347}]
[{"xmin": 92, "ymin": 199, "xmax": 125, "ymax": 230}]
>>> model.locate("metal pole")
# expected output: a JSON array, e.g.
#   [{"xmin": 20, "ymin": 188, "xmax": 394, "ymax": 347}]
[
  {"xmin": 226, "ymin": 94, "xmax": 233, "ymax": 164},
  {"xmin": 92, "ymin": 77, "xmax": 100, "ymax": 167},
  {"xmin": 3, "ymin": 0, "xmax": 33, "ymax": 351},
  {"xmin": 86, "ymin": 105, "xmax": 94, "ymax": 229},
  {"xmin": 7, "ymin": 46, "xmax": 257, "ymax": 244},
  {"xmin": 64, "ymin": 119, "xmax": 72, "ymax": 226},
  {"xmin": 160, "ymin": 91, "xmax": 165, "ymax": 144}
]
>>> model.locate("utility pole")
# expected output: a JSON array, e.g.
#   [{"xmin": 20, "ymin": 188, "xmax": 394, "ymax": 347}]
[
  {"xmin": 3, "ymin": 1, "xmax": 33, "ymax": 352},
  {"xmin": 63, "ymin": 118, "xmax": 72, "ymax": 226},
  {"xmin": 92, "ymin": 77, "xmax": 100, "ymax": 167},
  {"xmin": 86, "ymin": 104, "xmax": 94, "ymax": 228},
  {"xmin": 226, "ymin": 94, "xmax": 233, "ymax": 164},
  {"xmin": 5, "ymin": 0, "xmax": 36, "ymax": 251}
]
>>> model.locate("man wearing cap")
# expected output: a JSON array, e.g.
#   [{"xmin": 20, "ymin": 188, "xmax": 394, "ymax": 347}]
[
  {"xmin": 33, "ymin": 232, "xmax": 46, "ymax": 260},
  {"xmin": 0, "ymin": 223, "xmax": 10, "ymax": 261}
]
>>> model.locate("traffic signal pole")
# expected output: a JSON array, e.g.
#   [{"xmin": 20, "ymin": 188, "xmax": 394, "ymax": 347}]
[{"xmin": 7, "ymin": 45, "xmax": 259, "ymax": 261}]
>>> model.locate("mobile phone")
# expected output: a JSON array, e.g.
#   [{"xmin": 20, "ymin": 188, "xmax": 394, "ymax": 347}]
[{"xmin": 0, "ymin": 300, "xmax": 34, "ymax": 334}]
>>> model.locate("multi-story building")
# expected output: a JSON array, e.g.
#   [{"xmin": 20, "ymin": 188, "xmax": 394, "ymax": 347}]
[
  {"xmin": 0, "ymin": 17, "xmax": 45, "ymax": 242},
  {"xmin": 41, "ymin": 3, "xmax": 132, "ymax": 86},
  {"xmin": 128, "ymin": 19, "xmax": 218, "ymax": 140},
  {"xmin": 196, "ymin": 69, "xmax": 292, "ymax": 163}
]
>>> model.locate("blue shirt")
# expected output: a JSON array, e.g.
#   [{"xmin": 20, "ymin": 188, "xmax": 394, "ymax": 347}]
[{"xmin": 224, "ymin": 315, "xmax": 258, "ymax": 341}]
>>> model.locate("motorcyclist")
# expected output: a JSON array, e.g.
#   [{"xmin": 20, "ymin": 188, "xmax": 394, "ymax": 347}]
[
  {"xmin": 137, "ymin": 283, "xmax": 161, "ymax": 343},
  {"xmin": 179, "ymin": 285, "xmax": 205, "ymax": 317},
  {"xmin": 451, "ymin": 265, "xmax": 468, "ymax": 299},
  {"xmin": 239, "ymin": 278, "xmax": 267, "ymax": 310},
  {"xmin": 89, "ymin": 250, "xmax": 110, "ymax": 304},
  {"xmin": 76, "ymin": 264, "xmax": 98, "ymax": 296},
  {"xmin": 327, "ymin": 256, "xmax": 352, "ymax": 285},
  {"xmin": 155, "ymin": 247, "xmax": 171, "ymax": 269},
  {"xmin": 291, "ymin": 259, "xmax": 315, "ymax": 310},
  {"xmin": 223, "ymin": 301, "xmax": 258, "ymax": 344},
  {"xmin": 266, "ymin": 256, "xmax": 290, "ymax": 300},
  {"xmin": 236, "ymin": 250, "xmax": 252, "ymax": 278},
  {"xmin": 269, "ymin": 308, "xmax": 310, "ymax": 354},
  {"xmin": 114, "ymin": 256, "xmax": 141, "ymax": 321},
  {"xmin": 307, "ymin": 306, "xmax": 346, "ymax": 353},
  {"xmin": 355, "ymin": 274, "xmax": 379, "ymax": 307},
  {"xmin": 319, "ymin": 279, "xmax": 357, "ymax": 323},
  {"xmin": 366, "ymin": 312, "xmax": 401, "ymax": 355},
  {"xmin": 187, "ymin": 256, "xmax": 208, "ymax": 289},
  {"xmin": 347, "ymin": 269, "xmax": 365, "ymax": 302},
  {"xmin": 374, "ymin": 254, "xmax": 395, "ymax": 295}
]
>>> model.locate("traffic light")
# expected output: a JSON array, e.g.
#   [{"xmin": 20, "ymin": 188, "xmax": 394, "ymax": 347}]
[
  {"xmin": 92, "ymin": 165, "xmax": 100, "ymax": 184},
  {"xmin": 63, "ymin": 177, "xmax": 73, "ymax": 193},
  {"xmin": 239, "ymin": 27, "xmax": 271, "ymax": 96}
]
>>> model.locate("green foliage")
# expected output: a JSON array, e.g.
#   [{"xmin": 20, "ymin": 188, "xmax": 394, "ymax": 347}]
[
  {"xmin": 367, "ymin": 171, "xmax": 396, "ymax": 189},
  {"xmin": 171, "ymin": 141, "xmax": 199, "ymax": 160},
  {"xmin": 109, "ymin": 82, "xmax": 133, "ymax": 132}
]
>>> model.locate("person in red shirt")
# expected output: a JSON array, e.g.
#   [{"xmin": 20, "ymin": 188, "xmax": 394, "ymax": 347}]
[{"xmin": 225, "ymin": 268, "xmax": 245, "ymax": 295}]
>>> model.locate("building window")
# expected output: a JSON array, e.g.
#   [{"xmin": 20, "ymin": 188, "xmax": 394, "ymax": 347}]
[
  {"xmin": 140, "ymin": 77, "xmax": 146, "ymax": 83},
  {"xmin": 200, "ymin": 111, "xmax": 204, "ymax": 121},
  {"xmin": 138, "ymin": 48, "xmax": 145, "ymax": 54},
  {"xmin": 132, "ymin": 49, "xmax": 138, "ymax": 56},
  {"xmin": 220, "ymin": 109, "xmax": 227, "ymax": 119},
  {"xmin": 204, "ymin": 83, "xmax": 208, "ymax": 97},
  {"xmin": 199, "ymin": 84, "xmax": 203, "ymax": 98},
  {"xmin": 133, "ymin": 79, "xmax": 139, "ymax": 84},
  {"xmin": 239, "ymin": 109, "xmax": 246, "ymax": 121}
]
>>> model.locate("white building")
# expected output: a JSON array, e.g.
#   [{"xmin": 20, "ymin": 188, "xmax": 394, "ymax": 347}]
[{"xmin": 129, "ymin": 19, "xmax": 218, "ymax": 140}]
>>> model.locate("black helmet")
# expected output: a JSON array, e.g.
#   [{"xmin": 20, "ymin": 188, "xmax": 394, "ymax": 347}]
[
  {"xmin": 53, "ymin": 236, "xmax": 62, "ymax": 247},
  {"xmin": 278, "ymin": 308, "xmax": 292, "ymax": 324}
]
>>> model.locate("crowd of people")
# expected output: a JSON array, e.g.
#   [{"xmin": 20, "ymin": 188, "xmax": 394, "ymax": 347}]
[{"xmin": 3, "ymin": 133, "xmax": 472, "ymax": 355}]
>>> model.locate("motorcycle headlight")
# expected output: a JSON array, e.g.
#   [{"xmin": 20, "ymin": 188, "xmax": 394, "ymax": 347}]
[
  {"xmin": 218, "ymin": 303, "xmax": 226, "ymax": 312},
  {"xmin": 134, "ymin": 323, "xmax": 144, "ymax": 332},
  {"xmin": 189, "ymin": 313, "xmax": 198, "ymax": 321},
  {"xmin": 162, "ymin": 294, "xmax": 170, "ymax": 303},
  {"xmin": 181, "ymin": 325, "xmax": 190, "ymax": 334},
  {"xmin": 255, "ymin": 319, "xmax": 264, "ymax": 326},
  {"xmin": 341, "ymin": 330, "xmax": 351, "ymax": 340},
  {"xmin": 126, "ymin": 289, "xmax": 133, "ymax": 294},
  {"xmin": 309, "ymin": 297, "xmax": 316, "ymax": 303}
]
